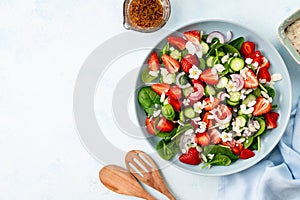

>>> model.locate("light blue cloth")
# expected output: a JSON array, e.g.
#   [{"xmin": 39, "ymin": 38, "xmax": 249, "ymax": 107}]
[{"xmin": 218, "ymin": 97, "xmax": 300, "ymax": 200}]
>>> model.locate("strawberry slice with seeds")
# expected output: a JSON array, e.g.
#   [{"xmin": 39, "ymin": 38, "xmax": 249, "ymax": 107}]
[
  {"xmin": 184, "ymin": 30, "xmax": 201, "ymax": 44},
  {"xmin": 202, "ymin": 112, "xmax": 214, "ymax": 129},
  {"xmin": 253, "ymin": 97, "xmax": 272, "ymax": 116},
  {"xmin": 167, "ymin": 97, "xmax": 181, "ymax": 112},
  {"xmin": 167, "ymin": 36, "xmax": 187, "ymax": 51},
  {"xmin": 147, "ymin": 52, "xmax": 160, "ymax": 71},
  {"xmin": 264, "ymin": 112, "xmax": 279, "ymax": 129},
  {"xmin": 162, "ymin": 54, "xmax": 180, "ymax": 74},
  {"xmin": 195, "ymin": 132, "xmax": 210, "ymax": 146},
  {"xmin": 208, "ymin": 128, "xmax": 221, "ymax": 144},
  {"xmin": 167, "ymin": 85, "xmax": 182, "ymax": 100},
  {"xmin": 156, "ymin": 117, "xmax": 174, "ymax": 132},
  {"xmin": 240, "ymin": 148, "xmax": 255, "ymax": 159},
  {"xmin": 203, "ymin": 97, "xmax": 220, "ymax": 111},
  {"xmin": 243, "ymin": 68, "xmax": 259, "ymax": 88},
  {"xmin": 151, "ymin": 83, "xmax": 170, "ymax": 96},
  {"xmin": 181, "ymin": 54, "xmax": 199, "ymax": 74},
  {"xmin": 145, "ymin": 117, "xmax": 156, "ymax": 135},
  {"xmin": 199, "ymin": 68, "xmax": 219, "ymax": 85},
  {"xmin": 179, "ymin": 147, "xmax": 201, "ymax": 165},
  {"xmin": 260, "ymin": 57, "xmax": 270, "ymax": 69},
  {"xmin": 258, "ymin": 67, "xmax": 271, "ymax": 82}
]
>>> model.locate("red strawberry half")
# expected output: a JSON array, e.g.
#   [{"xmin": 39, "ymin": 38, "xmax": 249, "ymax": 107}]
[
  {"xmin": 145, "ymin": 117, "xmax": 156, "ymax": 135},
  {"xmin": 181, "ymin": 54, "xmax": 199, "ymax": 74},
  {"xmin": 162, "ymin": 54, "xmax": 180, "ymax": 74},
  {"xmin": 179, "ymin": 148, "xmax": 201, "ymax": 165},
  {"xmin": 147, "ymin": 52, "xmax": 160, "ymax": 71},
  {"xmin": 151, "ymin": 83, "xmax": 170, "ymax": 96},
  {"xmin": 253, "ymin": 97, "xmax": 272, "ymax": 116},
  {"xmin": 156, "ymin": 117, "xmax": 174, "ymax": 132},
  {"xmin": 239, "ymin": 148, "xmax": 255, "ymax": 159},
  {"xmin": 195, "ymin": 132, "xmax": 210, "ymax": 146},
  {"xmin": 243, "ymin": 68, "xmax": 259, "ymax": 89},
  {"xmin": 258, "ymin": 68, "xmax": 271, "ymax": 82},
  {"xmin": 199, "ymin": 68, "xmax": 219, "ymax": 85},
  {"xmin": 264, "ymin": 112, "xmax": 279, "ymax": 129},
  {"xmin": 184, "ymin": 30, "xmax": 201, "ymax": 44},
  {"xmin": 167, "ymin": 36, "xmax": 187, "ymax": 51}
]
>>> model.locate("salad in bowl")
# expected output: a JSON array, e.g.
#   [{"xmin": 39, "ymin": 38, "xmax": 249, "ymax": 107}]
[{"xmin": 137, "ymin": 23, "xmax": 285, "ymax": 170}]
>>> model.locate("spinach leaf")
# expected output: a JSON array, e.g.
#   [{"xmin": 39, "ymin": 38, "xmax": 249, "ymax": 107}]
[
  {"xmin": 161, "ymin": 104, "xmax": 175, "ymax": 121},
  {"xmin": 203, "ymin": 145, "xmax": 239, "ymax": 161},
  {"xmin": 265, "ymin": 85, "xmax": 276, "ymax": 99},
  {"xmin": 243, "ymin": 136, "xmax": 254, "ymax": 149},
  {"xmin": 156, "ymin": 128, "xmax": 178, "ymax": 140},
  {"xmin": 228, "ymin": 36, "xmax": 245, "ymax": 50},
  {"xmin": 141, "ymin": 67, "xmax": 157, "ymax": 83},
  {"xmin": 138, "ymin": 87, "xmax": 160, "ymax": 114},
  {"xmin": 254, "ymin": 117, "xmax": 266, "ymax": 137},
  {"xmin": 156, "ymin": 139, "xmax": 179, "ymax": 160},
  {"xmin": 209, "ymin": 154, "xmax": 231, "ymax": 166},
  {"xmin": 221, "ymin": 44, "xmax": 241, "ymax": 57}
]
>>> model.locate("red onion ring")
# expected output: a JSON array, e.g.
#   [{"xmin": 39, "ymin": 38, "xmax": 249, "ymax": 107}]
[{"xmin": 230, "ymin": 74, "xmax": 244, "ymax": 91}]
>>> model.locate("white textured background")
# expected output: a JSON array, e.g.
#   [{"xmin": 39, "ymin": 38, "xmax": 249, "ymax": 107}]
[{"xmin": 1, "ymin": 0, "xmax": 300, "ymax": 199}]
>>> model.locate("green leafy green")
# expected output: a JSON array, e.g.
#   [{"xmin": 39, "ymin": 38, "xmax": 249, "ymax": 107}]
[
  {"xmin": 161, "ymin": 104, "xmax": 175, "ymax": 121},
  {"xmin": 228, "ymin": 36, "xmax": 245, "ymax": 50},
  {"xmin": 138, "ymin": 87, "xmax": 160, "ymax": 114},
  {"xmin": 156, "ymin": 138, "xmax": 179, "ymax": 160},
  {"xmin": 203, "ymin": 145, "xmax": 239, "ymax": 161}
]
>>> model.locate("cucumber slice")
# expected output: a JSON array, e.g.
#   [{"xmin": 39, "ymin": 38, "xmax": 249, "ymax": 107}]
[
  {"xmin": 170, "ymin": 49, "xmax": 181, "ymax": 60},
  {"xmin": 162, "ymin": 73, "xmax": 176, "ymax": 84},
  {"xmin": 206, "ymin": 56, "xmax": 215, "ymax": 67},
  {"xmin": 184, "ymin": 107, "xmax": 196, "ymax": 119},
  {"xmin": 201, "ymin": 41, "xmax": 210, "ymax": 54},
  {"xmin": 230, "ymin": 57, "xmax": 245, "ymax": 71},
  {"xmin": 183, "ymin": 86, "xmax": 194, "ymax": 97},
  {"xmin": 229, "ymin": 91, "xmax": 241, "ymax": 102},
  {"xmin": 179, "ymin": 111, "xmax": 185, "ymax": 122},
  {"xmin": 236, "ymin": 115, "xmax": 248, "ymax": 127},
  {"xmin": 216, "ymin": 77, "xmax": 229, "ymax": 89},
  {"xmin": 226, "ymin": 99, "xmax": 240, "ymax": 106},
  {"xmin": 205, "ymin": 85, "xmax": 216, "ymax": 96},
  {"xmin": 242, "ymin": 94, "xmax": 257, "ymax": 106},
  {"xmin": 199, "ymin": 57, "xmax": 206, "ymax": 70},
  {"xmin": 181, "ymin": 49, "xmax": 189, "ymax": 57}
]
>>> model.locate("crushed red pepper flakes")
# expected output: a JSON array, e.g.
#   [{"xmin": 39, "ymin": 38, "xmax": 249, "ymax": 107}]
[{"xmin": 129, "ymin": 0, "xmax": 163, "ymax": 28}]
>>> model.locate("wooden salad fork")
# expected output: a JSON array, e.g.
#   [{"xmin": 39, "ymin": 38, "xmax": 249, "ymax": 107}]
[
  {"xmin": 99, "ymin": 165, "xmax": 156, "ymax": 200},
  {"xmin": 125, "ymin": 150, "xmax": 176, "ymax": 200}
]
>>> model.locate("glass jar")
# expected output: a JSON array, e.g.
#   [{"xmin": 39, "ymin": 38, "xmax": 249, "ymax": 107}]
[{"xmin": 123, "ymin": 0, "xmax": 171, "ymax": 33}]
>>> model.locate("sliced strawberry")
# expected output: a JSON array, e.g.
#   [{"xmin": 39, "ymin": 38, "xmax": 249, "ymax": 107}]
[
  {"xmin": 208, "ymin": 128, "xmax": 221, "ymax": 144},
  {"xmin": 216, "ymin": 104, "xmax": 232, "ymax": 120},
  {"xmin": 239, "ymin": 148, "xmax": 255, "ymax": 159},
  {"xmin": 167, "ymin": 85, "xmax": 182, "ymax": 100},
  {"xmin": 192, "ymin": 79, "xmax": 205, "ymax": 87},
  {"xmin": 162, "ymin": 54, "xmax": 180, "ymax": 74},
  {"xmin": 231, "ymin": 143, "xmax": 244, "ymax": 155},
  {"xmin": 147, "ymin": 52, "xmax": 160, "ymax": 71},
  {"xmin": 195, "ymin": 132, "xmax": 210, "ymax": 146},
  {"xmin": 181, "ymin": 54, "xmax": 199, "ymax": 73},
  {"xmin": 258, "ymin": 68, "xmax": 271, "ymax": 82},
  {"xmin": 260, "ymin": 57, "xmax": 270, "ymax": 69},
  {"xmin": 167, "ymin": 36, "xmax": 187, "ymax": 51},
  {"xmin": 241, "ymin": 41, "xmax": 255, "ymax": 56},
  {"xmin": 243, "ymin": 68, "xmax": 259, "ymax": 88},
  {"xmin": 264, "ymin": 112, "xmax": 279, "ymax": 129},
  {"xmin": 202, "ymin": 112, "xmax": 214, "ymax": 128},
  {"xmin": 203, "ymin": 97, "xmax": 220, "ymax": 111},
  {"xmin": 151, "ymin": 83, "xmax": 170, "ymax": 96},
  {"xmin": 199, "ymin": 68, "xmax": 219, "ymax": 85},
  {"xmin": 145, "ymin": 117, "xmax": 156, "ymax": 135},
  {"xmin": 253, "ymin": 97, "xmax": 272, "ymax": 116},
  {"xmin": 184, "ymin": 30, "xmax": 201, "ymax": 44},
  {"xmin": 167, "ymin": 97, "xmax": 181, "ymax": 112},
  {"xmin": 179, "ymin": 147, "xmax": 201, "ymax": 165},
  {"xmin": 246, "ymin": 50, "xmax": 263, "ymax": 64},
  {"xmin": 156, "ymin": 117, "xmax": 174, "ymax": 132}
]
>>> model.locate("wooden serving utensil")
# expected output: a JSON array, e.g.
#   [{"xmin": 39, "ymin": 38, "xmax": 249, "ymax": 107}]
[
  {"xmin": 125, "ymin": 150, "xmax": 176, "ymax": 200},
  {"xmin": 99, "ymin": 165, "xmax": 156, "ymax": 200}
]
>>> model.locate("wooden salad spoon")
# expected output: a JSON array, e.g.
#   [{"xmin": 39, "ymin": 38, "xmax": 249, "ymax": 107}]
[
  {"xmin": 125, "ymin": 150, "xmax": 176, "ymax": 200},
  {"xmin": 99, "ymin": 165, "xmax": 156, "ymax": 200}
]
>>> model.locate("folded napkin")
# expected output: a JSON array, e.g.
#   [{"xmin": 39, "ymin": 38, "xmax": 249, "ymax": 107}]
[{"xmin": 218, "ymin": 97, "xmax": 300, "ymax": 200}]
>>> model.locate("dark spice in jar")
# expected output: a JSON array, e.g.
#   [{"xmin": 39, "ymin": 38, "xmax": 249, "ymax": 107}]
[{"xmin": 129, "ymin": 0, "xmax": 163, "ymax": 29}]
